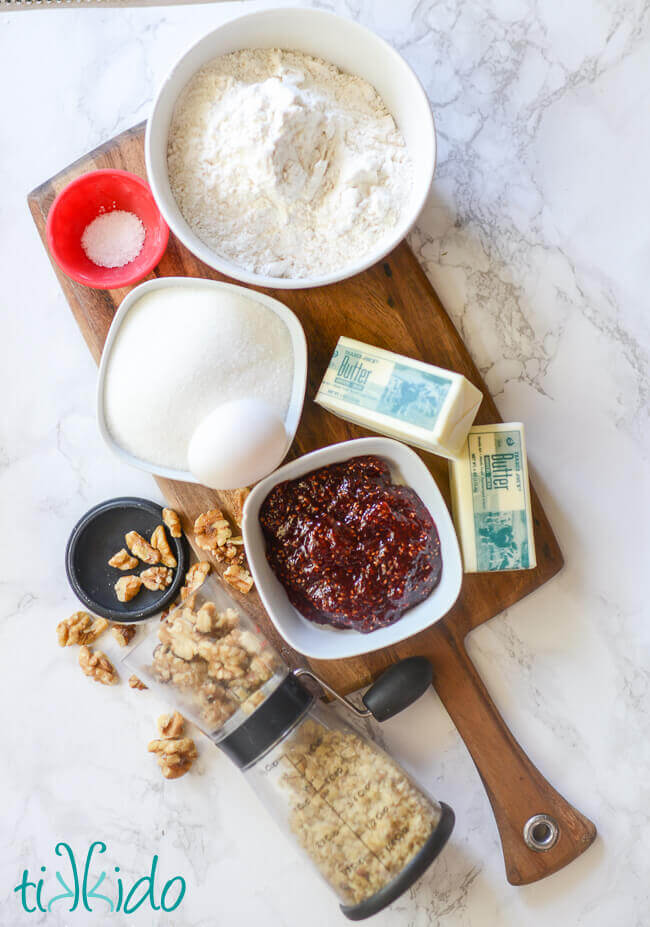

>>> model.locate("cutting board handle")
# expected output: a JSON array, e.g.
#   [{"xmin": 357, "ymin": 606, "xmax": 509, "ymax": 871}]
[{"xmin": 428, "ymin": 626, "xmax": 596, "ymax": 885}]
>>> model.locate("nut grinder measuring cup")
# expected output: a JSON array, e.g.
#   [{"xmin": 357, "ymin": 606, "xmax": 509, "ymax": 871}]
[{"xmin": 125, "ymin": 575, "xmax": 454, "ymax": 920}]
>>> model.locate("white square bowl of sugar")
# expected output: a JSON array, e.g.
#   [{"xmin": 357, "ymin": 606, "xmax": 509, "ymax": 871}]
[{"xmin": 96, "ymin": 276, "xmax": 307, "ymax": 484}]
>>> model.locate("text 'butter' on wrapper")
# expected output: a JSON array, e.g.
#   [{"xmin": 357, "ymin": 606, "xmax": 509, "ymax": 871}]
[
  {"xmin": 448, "ymin": 422, "xmax": 537, "ymax": 573},
  {"xmin": 315, "ymin": 337, "xmax": 483, "ymax": 460}
]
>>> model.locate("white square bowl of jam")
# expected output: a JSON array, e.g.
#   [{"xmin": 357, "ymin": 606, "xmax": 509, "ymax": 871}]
[{"xmin": 242, "ymin": 437, "xmax": 462, "ymax": 659}]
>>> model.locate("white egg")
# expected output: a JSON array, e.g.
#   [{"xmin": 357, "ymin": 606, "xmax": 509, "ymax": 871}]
[{"xmin": 188, "ymin": 399, "xmax": 288, "ymax": 490}]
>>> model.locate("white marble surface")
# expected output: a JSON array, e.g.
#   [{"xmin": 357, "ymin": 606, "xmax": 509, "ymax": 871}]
[{"xmin": 1, "ymin": 0, "xmax": 649, "ymax": 923}]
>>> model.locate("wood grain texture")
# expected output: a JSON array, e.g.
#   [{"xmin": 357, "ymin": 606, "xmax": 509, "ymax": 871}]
[{"xmin": 28, "ymin": 123, "xmax": 595, "ymax": 883}]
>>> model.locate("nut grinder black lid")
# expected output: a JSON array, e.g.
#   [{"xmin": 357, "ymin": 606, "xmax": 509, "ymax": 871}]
[{"xmin": 218, "ymin": 672, "xmax": 314, "ymax": 769}]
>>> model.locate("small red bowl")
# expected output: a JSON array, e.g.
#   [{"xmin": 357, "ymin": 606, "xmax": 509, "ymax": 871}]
[{"xmin": 46, "ymin": 169, "xmax": 169, "ymax": 289}]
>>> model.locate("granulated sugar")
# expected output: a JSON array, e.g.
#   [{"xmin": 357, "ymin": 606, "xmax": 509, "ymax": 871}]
[
  {"xmin": 81, "ymin": 210, "xmax": 145, "ymax": 268},
  {"xmin": 167, "ymin": 48, "xmax": 412, "ymax": 279},
  {"xmin": 103, "ymin": 285, "xmax": 293, "ymax": 471}
]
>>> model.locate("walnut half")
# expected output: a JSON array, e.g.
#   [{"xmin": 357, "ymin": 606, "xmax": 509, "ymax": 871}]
[
  {"xmin": 57, "ymin": 612, "xmax": 109, "ymax": 647},
  {"xmin": 180, "ymin": 561, "xmax": 211, "ymax": 600},
  {"xmin": 125, "ymin": 531, "xmax": 160, "ymax": 565},
  {"xmin": 141, "ymin": 566, "xmax": 173, "ymax": 591},
  {"xmin": 79, "ymin": 645, "xmax": 117, "ymax": 685},
  {"xmin": 223, "ymin": 563, "xmax": 254, "ymax": 595},
  {"xmin": 157, "ymin": 711, "xmax": 185, "ymax": 739},
  {"xmin": 194, "ymin": 509, "xmax": 231, "ymax": 552},
  {"xmin": 162, "ymin": 508, "xmax": 182, "ymax": 538},
  {"xmin": 150, "ymin": 525, "xmax": 177, "ymax": 568},
  {"xmin": 115, "ymin": 575, "xmax": 142, "ymax": 603},
  {"xmin": 148, "ymin": 737, "xmax": 198, "ymax": 779},
  {"xmin": 108, "ymin": 548, "xmax": 139, "ymax": 570},
  {"xmin": 111, "ymin": 624, "xmax": 136, "ymax": 647}
]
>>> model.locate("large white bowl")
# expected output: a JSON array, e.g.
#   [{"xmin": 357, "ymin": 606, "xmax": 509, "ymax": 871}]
[
  {"xmin": 242, "ymin": 437, "xmax": 462, "ymax": 659},
  {"xmin": 97, "ymin": 276, "xmax": 307, "ymax": 484},
  {"xmin": 146, "ymin": 7, "xmax": 436, "ymax": 290}
]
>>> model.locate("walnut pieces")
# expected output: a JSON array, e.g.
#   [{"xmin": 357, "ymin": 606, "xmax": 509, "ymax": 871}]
[
  {"xmin": 223, "ymin": 563, "xmax": 254, "ymax": 595},
  {"xmin": 79, "ymin": 645, "xmax": 117, "ymax": 685},
  {"xmin": 125, "ymin": 531, "xmax": 160, "ymax": 565},
  {"xmin": 192, "ymin": 507, "xmax": 254, "ymax": 592},
  {"xmin": 108, "ymin": 549, "xmax": 139, "ymax": 570},
  {"xmin": 231, "ymin": 488, "xmax": 250, "ymax": 527},
  {"xmin": 128, "ymin": 674, "xmax": 147, "ymax": 690},
  {"xmin": 157, "ymin": 710, "xmax": 185, "ymax": 739},
  {"xmin": 148, "ymin": 736, "xmax": 198, "ymax": 780},
  {"xmin": 162, "ymin": 508, "xmax": 182, "ymax": 538},
  {"xmin": 141, "ymin": 566, "xmax": 173, "ymax": 591},
  {"xmin": 150, "ymin": 525, "xmax": 177, "ymax": 568},
  {"xmin": 193, "ymin": 602, "xmax": 238, "ymax": 636},
  {"xmin": 115, "ymin": 575, "xmax": 143, "ymax": 603},
  {"xmin": 57, "ymin": 612, "xmax": 109, "ymax": 647},
  {"xmin": 111, "ymin": 624, "xmax": 136, "ymax": 647},
  {"xmin": 159, "ymin": 615, "xmax": 198, "ymax": 661},
  {"xmin": 241, "ymin": 688, "xmax": 266, "ymax": 716},
  {"xmin": 212, "ymin": 536, "xmax": 246, "ymax": 566},
  {"xmin": 148, "ymin": 713, "xmax": 197, "ymax": 780},
  {"xmin": 111, "ymin": 525, "xmax": 177, "ymax": 602},
  {"xmin": 281, "ymin": 721, "xmax": 439, "ymax": 906},
  {"xmin": 194, "ymin": 509, "xmax": 232, "ymax": 552},
  {"xmin": 180, "ymin": 561, "xmax": 211, "ymax": 600},
  {"xmin": 152, "ymin": 643, "xmax": 209, "ymax": 691},
  {"xmin": 150, "ymin": 599, "xmax": 280, "ymax": 732},
  {"xmin": 193, "ymin": 601, "xmax": 217, "ymax": 634},
  {"xmin": 224, "ymin": 542, "xmax": 246, "ymax": 566}
]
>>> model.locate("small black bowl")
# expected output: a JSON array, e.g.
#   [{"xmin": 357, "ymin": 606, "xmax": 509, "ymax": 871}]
[{"xmin": 65, "ymin": 496, "xmax": 188, "ymax": 622}]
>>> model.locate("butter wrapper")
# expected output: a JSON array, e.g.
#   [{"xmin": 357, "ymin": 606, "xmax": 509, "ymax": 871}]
[
  {"xmin": 315, "ymin": 337, "xmax": 483, "ymax": 459},
  {"xmin": 449, "ymin": 422, "xmax": 536, "ymax": 572}
]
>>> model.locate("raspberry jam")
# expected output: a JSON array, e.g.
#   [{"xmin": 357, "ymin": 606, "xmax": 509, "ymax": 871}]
[{"xmin": 259, "ymin": 455, "xmax": 442, "ymax": 633}]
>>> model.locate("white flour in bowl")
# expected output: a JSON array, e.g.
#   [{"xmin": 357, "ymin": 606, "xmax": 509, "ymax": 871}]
[{"xmin": 167, "ymin": 48, "xmax": 412, "ymax": 279}]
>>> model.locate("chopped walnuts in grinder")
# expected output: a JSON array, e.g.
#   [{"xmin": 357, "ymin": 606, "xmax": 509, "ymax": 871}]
[
  {"xmin": 150, "ymin": 598, "xmax": 280, "ymax": 732},
  {"xmin": 281, "ymin": 721, "xmax": 440, "ymax": 906},
  {"xmin": 79, "ymin": 645, "xmax": 117, "ymax": 685},
  {"xmin": 148, "ymin": 712, "xmax": 197, "ymax": 780},
  {"xmin": 57, "ymin": 612, "xmax": 109, "ymax": 647}
]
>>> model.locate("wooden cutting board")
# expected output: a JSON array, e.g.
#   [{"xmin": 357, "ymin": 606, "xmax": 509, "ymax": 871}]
[{"xmin": 29, "ymin": 123, "xmax": 595, "ymax": 885}]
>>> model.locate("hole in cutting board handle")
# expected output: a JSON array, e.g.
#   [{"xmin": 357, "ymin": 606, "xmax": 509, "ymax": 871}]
[{"xmin": 523, "ymin": 814, "xmax": 560, "ymax": 852}]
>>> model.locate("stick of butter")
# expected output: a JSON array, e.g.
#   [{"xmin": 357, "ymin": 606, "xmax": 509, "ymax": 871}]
[
  {"xmin": 315, "ymin": 337, "xmax": 483, "ymax": 459},
  {"xmin": 449, "ymin": 422, "xmax": 537, "ymax": 572}
]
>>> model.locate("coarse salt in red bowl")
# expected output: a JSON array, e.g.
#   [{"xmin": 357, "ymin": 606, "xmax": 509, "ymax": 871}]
[{"xmin": 46, "ymin": 169, "xmax": 169, "ymax": 289}]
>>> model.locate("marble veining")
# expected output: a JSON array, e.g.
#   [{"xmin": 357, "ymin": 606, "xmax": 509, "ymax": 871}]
[{"xmin": 1, "ymin": 1, "xmax": 649, "ymax": 924}]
